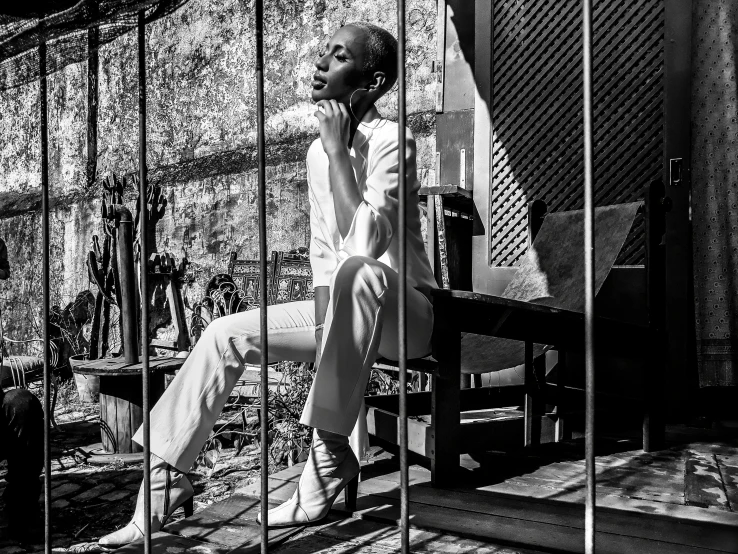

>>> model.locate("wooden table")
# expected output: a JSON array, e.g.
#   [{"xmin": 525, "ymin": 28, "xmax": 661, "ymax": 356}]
[{"xmin": 70, "ymin": 356, "xmax": 186, "ymax": 454}]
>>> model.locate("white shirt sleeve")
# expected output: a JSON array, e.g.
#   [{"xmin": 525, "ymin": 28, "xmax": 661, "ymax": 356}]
[
  {"xmin": 339, "ymin": 127, "xmax": 418, "ymax": 260},
  {"xmin": 307, "ymin": 143, "xmax": 340, "ymax": 288}
]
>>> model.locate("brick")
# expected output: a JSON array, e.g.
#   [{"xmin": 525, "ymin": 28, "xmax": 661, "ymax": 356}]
[
  {"xmin": 51, "ymin": 483, "xmax": 82, "ymax": 499},
  {"xmin": 100, "ymin": 490, "xmax": 132, "ymax": 502},
  {"xmin": 71, "ymin": 483, "xmax": 116, "ymax": 503},
  {"xmin": 119, "ymin": 472, "xmax": 144, "ymax": 485}
]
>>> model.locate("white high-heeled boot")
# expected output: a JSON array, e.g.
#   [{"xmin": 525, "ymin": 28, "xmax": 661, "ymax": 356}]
[
  {"xmin": 257, "ymin": 428, "xmax": 360, "ymax": 528},
  {"xmin": 98, "ymin": 454, "xmax": 194, "ymax": 547}
]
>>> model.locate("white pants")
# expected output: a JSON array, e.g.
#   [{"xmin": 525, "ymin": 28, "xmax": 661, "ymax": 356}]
[{"xmin": 134, "ymin": 255, "xmax": 434, "ymax": 472}]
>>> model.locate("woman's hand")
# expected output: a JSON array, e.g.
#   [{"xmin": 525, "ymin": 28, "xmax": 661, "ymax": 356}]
[
  {"xmin": 314, "ymin": 99, "xmax": 351, "ymax": 156},
  {"xmin": 314, "ymin": 286, "xmax": 329, "ymax": 368}
]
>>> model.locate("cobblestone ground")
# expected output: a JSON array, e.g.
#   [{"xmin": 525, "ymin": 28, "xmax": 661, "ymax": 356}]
[{"xmin": 0, "ymin": 382, "xmax": 263, "ymax": 554}]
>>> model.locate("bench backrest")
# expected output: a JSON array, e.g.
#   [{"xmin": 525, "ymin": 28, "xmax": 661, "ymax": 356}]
[{"xmin": 226, "ymin": 248, "xmax": 313, "ymax": 311}]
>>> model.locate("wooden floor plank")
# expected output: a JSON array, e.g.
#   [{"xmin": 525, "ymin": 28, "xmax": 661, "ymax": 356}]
[
  {"xmin": 114, "ymin": 531, "xmax": 232, "ymax": 553},
  {"xmin": 235, "ymin": 436, "xmax": 738, "ymax": 553},
  {"xmin": 165, "ymin": 495, "xmax": 303, "ymax": 552},
  {"xmin": 313, "ymin": 517, "xmax": 548, "ymax": 554},
  {"xmin": 685, "ymin": 450, "xmax": 732, "ymax": 510},
  {"xmin": 236, "ymin": 478, "xmax": 298, "ymax": 504},
  {"xmin": 248, "ymin": 457, "xmax": 738, "ymax": 552},
  {"xmin": 337, "ymin": 469, "xmax": 738, "ymax": 551},
  {"xmin": 718, "ymin": 454, "xmax": 738, "ymax": 512},
  {"xmin": 341, "ymin": 488, "xmax": 732, "ymax": 554}
]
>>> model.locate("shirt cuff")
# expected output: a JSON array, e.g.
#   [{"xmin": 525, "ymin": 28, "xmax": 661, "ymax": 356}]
[{"xmin": 339, "ymin": 202, "xmax": 390, "ymax": 259}]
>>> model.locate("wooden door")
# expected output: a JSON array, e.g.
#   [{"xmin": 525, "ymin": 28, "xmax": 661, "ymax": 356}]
[{"xmin": 467, "ymin": 0, "xmax": 693, "ymax": 411}]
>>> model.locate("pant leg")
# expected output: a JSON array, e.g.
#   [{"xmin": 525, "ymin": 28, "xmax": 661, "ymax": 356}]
[
  {"xmin": 135, "ymin": 300, "xmax": 317, "ymax": 472},
  {"xmin": 300, "ymin": 255, "xmax": 434, "ymax": 436},
  {"xmin": 0, "ymin": 389, "xmax": 44, "ymax": 514}
]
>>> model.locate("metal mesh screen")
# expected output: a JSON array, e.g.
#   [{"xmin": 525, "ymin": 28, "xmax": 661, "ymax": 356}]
[
  {"xmin": 490, "ymin": 0, "xmax": 664, "ymax": 266},
  {"xmin": 0, "ymin": 0, "xmax": 191, "ymax": 90}
]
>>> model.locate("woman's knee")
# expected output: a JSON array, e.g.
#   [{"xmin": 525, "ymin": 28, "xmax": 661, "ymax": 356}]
[
  {"xmin": 331, "ymin": 256, "xmax": 386, "ymax": 293},
  {"xmin": 201, "ymin": 310, "xmax": 258, "ymax": 343}
]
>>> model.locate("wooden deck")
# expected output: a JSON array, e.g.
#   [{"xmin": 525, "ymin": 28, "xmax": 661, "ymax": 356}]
[{"xmin": 120, "ymin": 425, "xmax": 738, "ymax": 553}]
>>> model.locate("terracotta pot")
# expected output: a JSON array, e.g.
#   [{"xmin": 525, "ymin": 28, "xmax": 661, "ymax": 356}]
[{"xmin": 70, "ymin": 354, "xmax": 99, "ymax": 403}]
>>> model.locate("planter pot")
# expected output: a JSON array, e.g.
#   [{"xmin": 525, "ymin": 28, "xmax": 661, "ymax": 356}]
[{"xmin": 70, "ymin": 354, "xmax": 99, "ymax": 403}]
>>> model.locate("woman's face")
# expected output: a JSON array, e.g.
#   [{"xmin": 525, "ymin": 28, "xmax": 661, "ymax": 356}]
[{"xmin": 312, "ymin": 25, "xmax": 369, "ymax": 104}]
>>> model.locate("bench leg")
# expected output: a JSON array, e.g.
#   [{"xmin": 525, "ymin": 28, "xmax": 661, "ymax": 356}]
[
  {"xmin": 431, "ymin": 328, "xmax": 461, "ymax": 486},
  {"xmin": 555, "ymin": 350, "xmax": 571, "ymax": 442},
  {"xmin": 643, "ymin": 333, "xmax": 666, "ymax": 452},
  {"xmin": 524, "ymin": 341, "xmax": 545, "ymax": 447}
]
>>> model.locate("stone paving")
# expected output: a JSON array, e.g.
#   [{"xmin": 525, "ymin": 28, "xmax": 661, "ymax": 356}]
[{"xmin": 0, "ymin": 395, "xmax": 262, "ymax": 554}]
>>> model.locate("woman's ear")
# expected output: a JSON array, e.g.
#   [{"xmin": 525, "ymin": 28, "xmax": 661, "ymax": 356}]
[{"xmin": 367, "ymin": 71, "xmax": 387, "ymax": 92}]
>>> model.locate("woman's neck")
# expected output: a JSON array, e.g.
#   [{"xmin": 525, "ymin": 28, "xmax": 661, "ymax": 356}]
[{"xmin": 347, "ymin": 100, "xmax": 373, "ymax": 148}]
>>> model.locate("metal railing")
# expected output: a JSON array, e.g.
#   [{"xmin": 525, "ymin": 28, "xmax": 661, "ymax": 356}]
[
  {"xmin": 138, "ymin": 11, "xmax": 153, "ymax": 554},
  {"xmin": 39, "ymin": 39, "xmax": 52, "ymax": 554},
  {"xmin": 582, "ymin": 0, "xmax": 596, "ymax": 551},
  {"xmin": 32, "ymin": 0, "xmax": 599, "ymax": 552}
]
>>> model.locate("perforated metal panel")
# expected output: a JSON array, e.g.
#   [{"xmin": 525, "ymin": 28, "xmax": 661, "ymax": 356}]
[{"xmin": 489, "ymin": 0, "xmax": 664, "ymax": 266}]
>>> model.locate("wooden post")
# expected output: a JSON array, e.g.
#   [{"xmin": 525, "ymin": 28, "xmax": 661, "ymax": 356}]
[
  {"xmin": 663, "ymin": 0, "xmax": 694, "ymax": 423},
  {"xmin": 431, "ymin": 305, "xmax": 460, "ymax": 486},
  {"xmin": 86, "ymin": 25, "xmax": 98, "ymax": 188},
  {"xmin": 644, "ymin": 182, "xmax": 667, "ymax": 451}
]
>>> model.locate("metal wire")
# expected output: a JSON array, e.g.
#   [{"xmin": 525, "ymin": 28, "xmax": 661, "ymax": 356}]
[
  {"xmin": 39, "ymin": 39, "xmax": 52, "ymax": 554},
  {"xmin": 397, "ymin": 0, "xmax": 409, "ymax": 551},
  {"xmin": 138, "ymin": 11, "xmax": 152, "ymax": 554},
  {"xmin": 255, "ymin": 0, "xmax": 269, "ymax": 550},
  {"xmin": 582, "ymin": 0, "xmax": 596, "ymax": 552}
]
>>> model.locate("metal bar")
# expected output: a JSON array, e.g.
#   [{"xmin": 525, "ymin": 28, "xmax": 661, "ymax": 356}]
[
  {"xmin": 582, "ymin": 0, "xmax": 596, "ymax": 552},
  {"xmin": 138, "ymin": 12, "xmax": 152, "ymax": 554},
  {"xmin": 39, "ymin": 39, "xmax": 52, "ymax": 554},
  {"xmin": 397, "ymin": 0, "xmax": 409, "ymax": 552},
  {"xmin": 255, "ymin": 0, "xmax": 269, "ymax": 550}
]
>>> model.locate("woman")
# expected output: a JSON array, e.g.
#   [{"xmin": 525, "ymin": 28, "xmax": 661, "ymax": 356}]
[{"xmin": 100, "ymin": 21, "xmax": 436, "ymax": 546}]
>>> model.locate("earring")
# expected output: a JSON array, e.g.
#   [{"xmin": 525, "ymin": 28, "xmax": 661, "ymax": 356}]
[{"xmin": 349, "ymin": 88, "xmax": 362, "ymax": 121}]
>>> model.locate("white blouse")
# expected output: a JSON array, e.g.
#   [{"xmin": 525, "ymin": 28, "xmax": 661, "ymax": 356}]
[{"xmin": 306, "ymin": 106, "xmax": 437, "ymax": 298}]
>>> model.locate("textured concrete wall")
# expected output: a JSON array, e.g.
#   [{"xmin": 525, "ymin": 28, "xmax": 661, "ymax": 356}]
[{"xmin": 0, "ymin": 0, "xmax": 437, "ymax": 351}]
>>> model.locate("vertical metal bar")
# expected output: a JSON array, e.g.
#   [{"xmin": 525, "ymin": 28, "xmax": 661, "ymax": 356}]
[
  {"xmin": 397, "ymin": 1, "xmax": 409, "ymax": 552},
  {"xmin": 255, "ymin": 0, "xmax": 269, "ymax": 550},
  {"xmin": 582, "ymin": 0, "xmax": 596, "ymax": 552},
  {"xmin": 137, "ymin": 12, "xmax": 152, "ymax": 554},
  {"xmin": 39, "ymin": 39, "xmax": 52, "ymax": 554}
]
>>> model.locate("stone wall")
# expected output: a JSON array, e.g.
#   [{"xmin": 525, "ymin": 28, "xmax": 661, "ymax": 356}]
[{"xmin": 0, "ymin": 0, "xmax": 437, "ymax": 354}]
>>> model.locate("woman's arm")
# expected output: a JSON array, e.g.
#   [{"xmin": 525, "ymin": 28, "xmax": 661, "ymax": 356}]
[
  {"xmin": 327, "ymin": 149, "xmax": 361, "ymax": 238},
  {"xmin": 314, "ymin": 100, "xmax": 417, "ymax": 262},
  {"xmin": 314, "ymin": 99, "xmax": 361, "ymax": 238}
]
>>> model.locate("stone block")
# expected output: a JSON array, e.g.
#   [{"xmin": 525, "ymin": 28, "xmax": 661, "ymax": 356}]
[
  {"xmin": 51, "ymin": 482, "xmax": 82, "ymax": 499},
  {"xmin": 100, "ymin": 490, "xmax": 132, "ymax": 502},
  {"xmin": 71, "ymin": 482, "xmax": 116, "ymax": 503}
]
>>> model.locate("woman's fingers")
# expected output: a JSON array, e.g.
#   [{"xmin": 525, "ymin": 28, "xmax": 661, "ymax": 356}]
[
  {"xmin": 317, "ymin": 99, "xmax": 335, "ymax": 117},
  {"xmin": 337, "ymin": 102, "xmax": 350, "ymax": 119}
]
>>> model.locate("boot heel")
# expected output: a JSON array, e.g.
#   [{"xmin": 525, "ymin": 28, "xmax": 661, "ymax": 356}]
[
  {"xmin": 182, "ymin": 496, "xmax": 194, "ymax": 518},
  {"xmin": 344, "ymin": 474, "xmax": 359, "ymax": 512}
]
